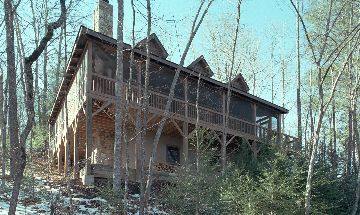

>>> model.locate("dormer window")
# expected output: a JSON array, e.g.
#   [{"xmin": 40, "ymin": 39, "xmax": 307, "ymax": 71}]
[
  {"xmin": 187, "ymin": 55, "xmax": 214, "ymax": 78},
  {"xmin": 135, "ymin": 33, "xmax": 169, "ymax": 59},
  {"xmin": 231, "ymin": 73, "xmax": 250, "ymax": 93}
]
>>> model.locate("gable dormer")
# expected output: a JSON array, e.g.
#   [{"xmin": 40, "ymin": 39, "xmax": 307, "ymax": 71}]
[
  {"xmin": 231, "ymin": 73, "xmax": 250, "ymax": 93},
  {"xmin": 187, "ymin": 55, "xmax": 214, "ymax": 78},
  {"xmin": 135, "ymin": 33, "xmax": 168, "ymax": 59}
]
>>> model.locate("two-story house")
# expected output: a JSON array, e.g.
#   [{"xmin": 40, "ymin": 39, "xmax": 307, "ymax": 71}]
[{"xmin": 48, "ymin": 0, "xmax": 298, "ymax": 185}]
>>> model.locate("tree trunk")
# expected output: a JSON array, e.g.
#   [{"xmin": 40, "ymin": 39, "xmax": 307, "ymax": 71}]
[
  {"xmin": 113, "ymin": 0, "xmax": 124, "ymax": 194},
  {"xmin": 331, "ymin": 70, "xmax": 337, "ymax": 172},
  {"xmin": 14, "ymin": 13, "xmax": 27, "ymax": 108},
  {"xmin": 352, "ymin": 101, "xmax": 360, "ymax": 215},
  {"xmin": 55, "ymin": 26, "xmax": 64, "ymax": 88},
  {"xmin": 0, "ymin": 69, "xmax": 5, "ymax": 188},
  {"xmin": 222, "ymin": 0, "xmax": 242, "ymax": 174},
  {"xmin": 123, "ymin": 123, "xmax": 129, "ymax": 213},
  {"xmin": 136, "ymin": 65, "xmax": 146, "ymax": 214},
  {"xmin": 30, "ymin": 0, "xmax": 41, "ymax": 124},
  {"xmin": 122, "ymin": 0, "xmax": 136, "ymax": 209},
  {"xmin": 296, "ymin": 0, "xmax": 302, "ymax": 151},
  {"xmin": 347, "ymin": 107, "xmax": 353, "ymax": 175},
  {"xmin": 139, "ymin": 0, "xmax": 152, "ymax": 212},
  {"xmin": 195, "ymin": 71, "xmax": 202, "ymax": 215},
  {"xmin": 4, "ymin": 0, "xmax": 19, "ymax": 181},
  {"xmin": 42, "ymin": 0, "xmax": 49, "ymax": 122},
  {"xmin": 309, "ymin": 71, "xmax": 314, "ymax": 157},
  {"xmin": 7, "ymin": 0, "xmax": 66, "ymax": 213}
]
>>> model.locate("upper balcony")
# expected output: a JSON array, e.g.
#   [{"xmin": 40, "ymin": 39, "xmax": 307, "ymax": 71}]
[{"xmin": 87, "ymin": 38, "xmax": 297, "ymax": 146}]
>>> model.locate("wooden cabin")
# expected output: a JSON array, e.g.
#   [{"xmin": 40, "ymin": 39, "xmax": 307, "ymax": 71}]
[{"xmin": 48, "ymin": 0, "xmax": 297, "ymax": 185}]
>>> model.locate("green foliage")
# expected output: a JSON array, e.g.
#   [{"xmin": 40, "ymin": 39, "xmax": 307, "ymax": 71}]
[
  {"xmin": 97, "ymin": 182, "xmax": 125, "ymax": 213},
  {"xmin": 162, "ymin": 129, "xmax": 226, "ymax": 214},
  {"xmin": 31, "ymin": 125, "xmax": 48, "ymax": 152},
  {"xmin": 162, "ymin": 131, "xmax": 358, "ymax": 214},
  {"xmin": 311, "ymin": 166, "xmax": 356, "ymax": 215}
]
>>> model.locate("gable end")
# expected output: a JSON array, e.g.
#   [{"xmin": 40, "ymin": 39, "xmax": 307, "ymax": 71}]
[
  {"xmin": 187, "ymin": 55, "xmax": 214, "ymax": 78},
  {"xmin": 135, "ymin": 33, "xmax": 169, "ymax": 59}
]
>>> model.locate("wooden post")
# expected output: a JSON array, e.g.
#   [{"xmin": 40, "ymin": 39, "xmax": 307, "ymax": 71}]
[
  {"xmin": 182, "ymin": 77, "xmax": 189, "ymax": 164},
  {"xmin": 64, "ymin": 134, "xmax": 70, "ymax": 176},
  {"xmin": 48, "ymin": 124, "xmax": 52, "ymax": 164},
  {"xmin": 251, "ymin": 140, "xmax": 258, "ymax": 160},
  {"xmin": 277, "ymin": 113, "xmax": 281, "ymax": 144},
  {"xmin": 182, "ymin": 122, "xmax": 188, "ymax": 164},
  {"xmin": 85, "ymin": 98, "xmax": 93, "ymax": 175},
  {"xmin": 85, "ymin": 42, "xmax": 93, "ymax": 177},
  {"xmin": 267, "ymin": 116, "xmax": 272, "ymax": 143},
  {"xmin": 253, "ymin": 103, "xmax": 257, "ymax": 136},
  {"xmin": 57, "ymin": 143, "xmax": 63, "ymax": 173},
  {"xmin": 73, "ymin": 123, "xmax": 80, "ymax": 179},
  {"xmin": 66, "ymin": 138, "xmax": 71, "ymax": 178}
]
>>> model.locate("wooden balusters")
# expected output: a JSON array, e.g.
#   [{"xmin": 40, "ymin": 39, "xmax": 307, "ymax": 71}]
[{"xmin": 88, "ymin": 73, "xmax": 297, "ymax": 145}]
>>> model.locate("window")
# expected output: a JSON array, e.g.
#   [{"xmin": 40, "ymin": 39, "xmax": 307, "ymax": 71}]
[{"xmin": 167, "ymin": 146, "xmax": 180, "ymax": 164}]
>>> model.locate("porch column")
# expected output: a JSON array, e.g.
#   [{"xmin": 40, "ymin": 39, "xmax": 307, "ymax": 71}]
[
  {"xmin": 48, "ymin": 124, "xmax": 52, "ymax": 165},
  {"xmin": 267, "ymin": 116, "xmax": 272, "ymax": 142},
  {"xmin": 183, "ymin": 77, "xmax": 189, "ymax": 164},
  {"xmin": 253, "ymin": 103, "xmax": 257, "ymax": 136},
  {"xmin": 268, "ymin": 117, "xmax": 272, "ymax": 129},
  {"xmin": 277, "ymin": 114, "xmax": 282, "ymax": 144},
  {"xmin": 65, "ymin": 138, "xmax": 71, "ymax": 178},
  {"xmin": 57, "ymin": 143, "xmax": 63, "ymax": 173},
  {"xmin": 64, "ymin": 137, "xmax": 69, "ymax": 176},
  {"xmin": 73, "ymin": 124, "xmax": 80, "ymax": 179},
  {"xmin": 85, "ymin": 97, "xmax": 93, "ymax": 176},
  {"xmin": 82, "ymin": 41, "xmax": 94, "ymax": 185},
  {"xmin": 182, "ymin": 122, "xmax": 189, "ymax": 164}
]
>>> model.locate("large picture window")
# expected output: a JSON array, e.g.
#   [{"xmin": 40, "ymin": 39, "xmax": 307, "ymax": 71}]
[{"xmin": 167, "ymin": 146, "xmax": 180, "ymax": 164}]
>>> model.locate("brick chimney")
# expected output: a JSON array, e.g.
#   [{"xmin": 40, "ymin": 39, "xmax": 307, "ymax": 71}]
[{"xmin": 93, "ymin": 0, "xmax": 113, "ymax": 37}]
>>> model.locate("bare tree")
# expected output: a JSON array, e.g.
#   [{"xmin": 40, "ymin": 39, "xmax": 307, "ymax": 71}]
[
  {"xmin": 194, "ymin": 67, "xmax": 202, "ymax": 215},
  {"xmin": 121, "ymin": 0, "xmax": 136, "ymax": 213},
  {"xmin": 113, "ymin": 0, "xmax": 125, "ymax": 194},
  {"xmin": 222, "ymin": 0, "xmax": 242, "ymax": 174},
  {"xmin": 42, "ymin": 0, "xmax": 49, "ymax": 122},
  {"xmin": 5, "ymin": 0, "xmax": 66, "ymax": 213},
  {"xmin": 138, "ymin": 0, "xmax": 152, "ymax": 212},
  {"xmin": 330, "ymin": 69, "xmax": 337, "ymax": 171},
  {"xmin": 144, "ymin": 0, "xmax": 214, "ymax": 207},
  {"xmin": 55, "ymin": 26, "xmax": 64, "ymax": 88},
  {"xmin": 29, "ymin": 0, "xmax": 41, "ymax": 124},
  {"xmin": 296, "ymin": 0, "xmax": 302, "ymax": 151},
  {"xmin": 352, "ymin": 99, "xmax": 360, "ymax": 215},
  {"xmin": 0, "ymin": 67, "xmax": 5, "ymax": 189},
  {"xmin": 4, "ymin": 0, "xmax": 19, "ymax": 181}
]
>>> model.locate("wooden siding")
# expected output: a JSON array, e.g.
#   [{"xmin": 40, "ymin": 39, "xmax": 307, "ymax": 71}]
[{"xmin": 54, "ymin": 46, "xmax": 88, "ymax": 149}]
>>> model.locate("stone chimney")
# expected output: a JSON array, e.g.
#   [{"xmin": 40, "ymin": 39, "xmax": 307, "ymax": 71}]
[{"xmin": 93, "ymin": 0, "xmax": 113, "ymax": 37}]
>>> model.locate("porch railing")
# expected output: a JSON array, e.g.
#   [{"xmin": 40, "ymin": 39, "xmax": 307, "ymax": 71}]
[{"xmin": 90, "ymin": 73, "xmax": 298, "ymax": 146}]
